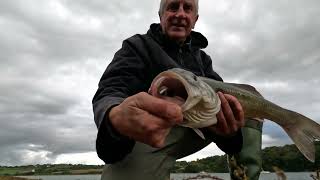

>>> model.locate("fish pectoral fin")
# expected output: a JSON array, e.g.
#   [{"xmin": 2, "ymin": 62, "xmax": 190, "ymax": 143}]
[
  {"xmin": 228, "ymin": 83, "xmax": 263, "ymax": 97},
  {"xmin": 252, "ymin": 117, "xmax": 264, "ymax": 122},
  {"xmin": 192, "ymin": 128, "xmax": 205, "ymax": 139}
]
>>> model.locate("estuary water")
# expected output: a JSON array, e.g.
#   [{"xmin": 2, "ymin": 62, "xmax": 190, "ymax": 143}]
[{"xmin": 20, "ymin": 172, "xmax": 315, "ymax": 180}]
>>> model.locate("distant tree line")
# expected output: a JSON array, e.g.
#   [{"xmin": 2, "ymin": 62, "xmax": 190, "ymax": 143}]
[
  {"xmin": 0, "ymin": 164, "xmax": 104, "ymax": 176},
  {"xmin": 1, "ymin": 142, "xmax": 319, "ymax": 175},
  {"xmin": 171, "ymin": 142, "xmax": 320, "ymax": 173}
]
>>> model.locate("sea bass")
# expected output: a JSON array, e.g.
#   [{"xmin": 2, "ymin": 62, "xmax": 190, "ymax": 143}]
[{"xmin": 149, "ymin": 68, "xmax": 320, "ymax": 162}]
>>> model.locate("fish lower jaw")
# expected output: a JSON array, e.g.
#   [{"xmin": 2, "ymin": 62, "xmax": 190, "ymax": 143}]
[{"xmin": 181, "ymin": 117, "xmax": 218, "ymax": 128}]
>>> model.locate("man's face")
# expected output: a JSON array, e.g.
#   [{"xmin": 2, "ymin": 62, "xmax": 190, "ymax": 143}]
[{"xmin": 160, "ymin": 0, "xmax": 199, "ymax": 43}]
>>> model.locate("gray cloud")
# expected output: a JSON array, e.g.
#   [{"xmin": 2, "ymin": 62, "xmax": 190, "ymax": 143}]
[{"xmin": 1, "ymin": 0, "xmax": 319, "ymax": 165}]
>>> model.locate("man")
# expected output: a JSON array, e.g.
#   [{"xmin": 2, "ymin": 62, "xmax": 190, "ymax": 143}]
[{"xmin": 92, "ymin": 0, "xmax": 262, "ymax": 179}]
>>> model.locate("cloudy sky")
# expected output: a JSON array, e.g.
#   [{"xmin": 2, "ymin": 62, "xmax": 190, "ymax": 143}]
[{"xmin": 1, "ymin": 0, "xmax": 319, "ymax": 166}]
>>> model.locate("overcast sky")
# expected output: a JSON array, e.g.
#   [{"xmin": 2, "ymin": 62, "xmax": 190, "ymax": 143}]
[{"xmin": 1, "ymin": 0, "xmax": 319, "ymax": 166}]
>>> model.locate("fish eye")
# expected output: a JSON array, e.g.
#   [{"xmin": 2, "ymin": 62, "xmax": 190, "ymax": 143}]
[{"xmin": 193, "ymin": 75, "xmax": 197, "ymax": 81}]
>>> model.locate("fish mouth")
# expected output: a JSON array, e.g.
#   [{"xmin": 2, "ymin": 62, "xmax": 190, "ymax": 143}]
[
  {"xmin": 150, "ymin": 69, "xmax": 220, "ymax": 128},
  {"xmin": 149, "ymin": 70, "xmax": 201, "ymax": 111}
]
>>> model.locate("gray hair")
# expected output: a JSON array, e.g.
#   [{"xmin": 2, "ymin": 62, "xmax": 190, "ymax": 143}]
[{"xmin": 158, "ymin": 0, "xmax": 199, "ymax": 17}]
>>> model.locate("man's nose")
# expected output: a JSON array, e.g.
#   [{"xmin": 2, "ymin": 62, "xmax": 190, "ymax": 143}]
[{"xmin": 175, "ymin": 6, "xmax": 187, "ymax": 18}]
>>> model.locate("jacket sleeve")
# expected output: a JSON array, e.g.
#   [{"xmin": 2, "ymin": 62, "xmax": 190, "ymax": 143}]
[
  {"xmin": 200, "ymin": 51, "xmax": 243, "ymax": 154},
  {"xmin": 92, "ymin": 37, "xmax": 150, "ymax": 164}
]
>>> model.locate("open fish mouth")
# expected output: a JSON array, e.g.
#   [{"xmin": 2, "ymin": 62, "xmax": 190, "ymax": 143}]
[
  {"xmin": 149, "ymin": 71, "xmax": 189, "ymax": 108},
  {"xmin": 149, "ymin": 69, "xmax": 220, "ymax": 128}
]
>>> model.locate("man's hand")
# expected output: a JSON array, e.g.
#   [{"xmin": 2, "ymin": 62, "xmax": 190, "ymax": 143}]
[
  {"xmin": 108, "ymin": 92, "xmax": 183, "ymax": 148},
  {"xmin": 208, "ymin": 92, "xmax": 245, "ymax": 137}
]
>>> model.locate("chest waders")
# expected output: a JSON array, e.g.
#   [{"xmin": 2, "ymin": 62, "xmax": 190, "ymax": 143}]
[
  {"xmin": 100, "ymin": 123, "xmax": 263, "ymax": 180},
  {"xmin": 100, "ymin": 126, "xmax": 212, "ymax": 180},
  {"xmin": 227, "ymin": 119, "xmax": 263, "ymax": 180}
]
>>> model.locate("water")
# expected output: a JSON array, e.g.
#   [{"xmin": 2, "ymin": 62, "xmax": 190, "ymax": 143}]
[
  {"xmin": 171, "ymin": 172, "xmax": 314, "ymax": 180},
  {"xmin": 20, "ymin": 172, "xmax": 315, "ymax": 180}
]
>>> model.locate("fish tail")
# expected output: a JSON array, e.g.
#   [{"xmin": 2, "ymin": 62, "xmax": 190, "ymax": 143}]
[{"xmin": 281, "ymin": 110, "xmax": 320, "ymax": 162}]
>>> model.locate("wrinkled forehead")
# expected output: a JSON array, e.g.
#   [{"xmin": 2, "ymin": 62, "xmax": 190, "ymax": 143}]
[{"xmin": 165, "ymin": 0, "xmax": 195, "ymax": 6}]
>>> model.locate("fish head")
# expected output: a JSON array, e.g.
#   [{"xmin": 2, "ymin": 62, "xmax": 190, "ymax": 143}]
[{"xmin": 149, "ymin": 68, "xmax": 221, "ymax": 128}]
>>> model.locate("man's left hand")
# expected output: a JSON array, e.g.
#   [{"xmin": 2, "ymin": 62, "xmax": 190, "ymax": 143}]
[{"xmin": 207, "ymin": 92, "xmax": 245, "ymax": 137}]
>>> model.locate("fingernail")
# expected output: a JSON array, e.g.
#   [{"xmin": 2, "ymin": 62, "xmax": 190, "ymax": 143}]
[
  {"xmin": 167, "ymin": 105, "xmax": 183, "ymax": 121},
  {"xmin": 167, "ymin": 105, "xmax": 178, "ymax": 117}
]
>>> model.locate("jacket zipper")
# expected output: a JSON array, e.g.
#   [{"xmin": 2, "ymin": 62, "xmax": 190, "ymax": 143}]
[{"xmin": 178, "ymin": 48, "xmax": 184, "ymax": 66}]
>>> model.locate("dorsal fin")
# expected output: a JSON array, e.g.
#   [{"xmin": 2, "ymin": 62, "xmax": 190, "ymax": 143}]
[{"xmin": 227, "ymin": 83, "xmax": 263, "ymax": 97}]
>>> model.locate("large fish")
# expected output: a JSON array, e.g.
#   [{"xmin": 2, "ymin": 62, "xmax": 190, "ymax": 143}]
[{"xmin": 149, "ymin": 68, "xmax": 320, "ymax": 162}]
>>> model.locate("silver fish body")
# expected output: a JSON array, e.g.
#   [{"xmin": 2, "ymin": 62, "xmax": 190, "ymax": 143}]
[{"xmin": 150, "ymin": 68, "xmax": 320, "ymax": 162}]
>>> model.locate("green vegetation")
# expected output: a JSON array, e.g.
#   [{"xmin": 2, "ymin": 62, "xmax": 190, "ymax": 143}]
[
  {"xmin": 262, "ymin": 142, "xmax": 320, "ymax": 172},
  {"xmin": 0, "ymin": 177, "xmax": 39, "ymax": 180},
  {"xmin": 171, "ymin": 142, "xmax": 320, "ymax": 173},
  {"xmin": 172, "ymin": 155, "xmax": 229, "ymax": 173},
  {"xmin": 1, "ymin": 142, "xmax": 319, "ymax": 175},
  {"xmin": 0, "ymin": 164, "xmax": 103, "ymax": 176}
]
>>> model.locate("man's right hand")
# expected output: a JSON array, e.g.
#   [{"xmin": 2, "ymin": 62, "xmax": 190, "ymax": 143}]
[{"xmin": 108, "ymin": 92, "xmax": 183, "ymax": 148}]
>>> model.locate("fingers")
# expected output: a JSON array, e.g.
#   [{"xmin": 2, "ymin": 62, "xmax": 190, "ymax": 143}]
[
  {"xmin": 143, "ymin": 128, "xmax": 171, "ymax": 148},
  {"xmin": 131, "ymin": 111, "xmax": 170, "ymax": 147},
  {"xmin": 215, "ymin": 109, "xmax": 229, "ymax": 133},
  {"xmin": 224, "ymin": 94, "xmax": 245, "ymax": 127},
  {"xmin": 218, "ymin": 92, "xmax": 237, "ymax": 132},
  {"xmin": 135, "ymin": 92, "xmax": 183, "ymax": 124},
  {"xmin": 108, "ymin": 92, "xmax": 182, "ymax": 148},
  {"xmin": 213, "ymin": 92, "xmax": 245, "ymax": 136},
  {"xmin": 109, "ymin": 103, "xmax": 172, "ymax": 148}
]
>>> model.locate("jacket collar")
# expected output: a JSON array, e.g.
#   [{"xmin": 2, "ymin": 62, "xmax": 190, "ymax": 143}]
[{"xmin": 147, "ymin": 23, "xmax": 208, "ymax": 49}]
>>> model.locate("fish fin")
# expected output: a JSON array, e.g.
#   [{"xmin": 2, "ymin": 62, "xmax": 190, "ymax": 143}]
[
  {"xmin": 252, "ymin": 117, "xmax": 264, "ymax": 122},
  {"xmin": 282, "ymin": 113, "xmax": 320, "ymax": 162},
  {"xmin": 193, "ymin": 128, "xmax": 205, "ymax": 139},
  {"xmin": 227, "ymin": 83, "xmax": 263, "ymax": 97}
]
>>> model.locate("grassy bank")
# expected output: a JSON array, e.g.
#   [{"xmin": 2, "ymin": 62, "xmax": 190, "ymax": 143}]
[
  {"xmin": 0, "ymin": 176, "xmax": 40, "ymax": 180},
  {"xmin": 0, "ymin": 164, "xmax": 103, "ymax": 176}
]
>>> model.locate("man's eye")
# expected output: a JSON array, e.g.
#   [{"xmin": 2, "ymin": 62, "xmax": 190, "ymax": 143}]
[{"xmin": 184, "ymin": 4, "xmax": 192, "ymax": 12}]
